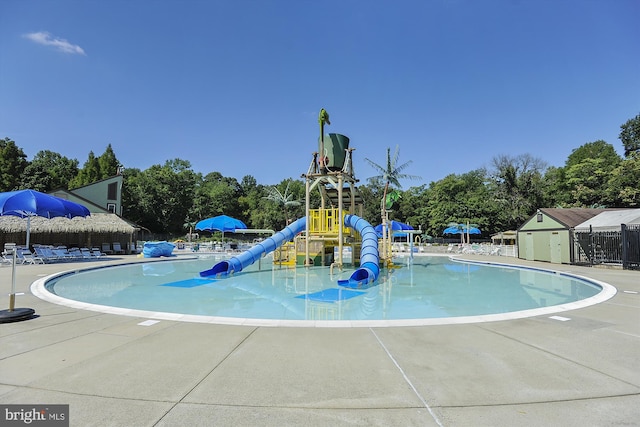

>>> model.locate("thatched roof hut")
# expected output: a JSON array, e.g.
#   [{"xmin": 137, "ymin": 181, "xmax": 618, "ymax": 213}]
[
  {"xmin": 490, "ymin": 230, "xmax": 517, "ymax": 245},
  {"xmin": 0, "ymin": 213, "xmax": 140, "ymax": 253}
]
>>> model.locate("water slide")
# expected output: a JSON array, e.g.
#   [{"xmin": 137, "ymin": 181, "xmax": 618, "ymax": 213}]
[
  {"xmin": 200, "ymin": 217, "xmax": 307, "ymax": 277},
  {"xmin": 338, "ymin": 214, "xmax": 380, "ymax": 287},
  {"xmin": 199, "ymin": 215, "xmax": 380, "ymax": 286}
]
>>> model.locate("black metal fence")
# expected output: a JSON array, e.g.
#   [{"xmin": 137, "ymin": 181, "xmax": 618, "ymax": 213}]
[{"xmin": 573, "ymin": 224, "xmax": 640, "ymax": 270}]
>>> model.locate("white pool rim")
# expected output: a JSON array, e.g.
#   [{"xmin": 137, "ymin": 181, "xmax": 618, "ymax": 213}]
[{"xmin": 31, "ymin": 258, "xmax": 618, "ymax": 328}]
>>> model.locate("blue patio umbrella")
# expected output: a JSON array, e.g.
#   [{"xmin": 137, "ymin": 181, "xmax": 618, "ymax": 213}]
[
  {"xmin": 463, "ymin": 227, "xmax": 482, "ymax": 244},
  {"xmin": 0, "ymin": 189, "xmax": 91, "ymax": 248},
  {"xmin": 374, "ymin": 221, "xmax": 413, "ymax": 232},
  {"xmin": 464, "ymin": 226, "xmax": 481, "ymax": 234},
  {"xmin": 444, "ymin": 223, "xmax": 481, "ymax": 244},
  {"xmin": 374, "ymin": 221, "xmax": 414, "ymax": 237},
  {"xmin": 195, "ymin": 215, "xmax": 247, "ymax": 244},
  {"xmin": 444, "ymin": 225, "xmax": 481, "ymax": 234},
  {"xmin": 443, "ymin": 226, "xmax": 462, "ymax": 235},
  {"xmin": 0, "ymin": 189, "xmax": 90, "ymax": 322}
]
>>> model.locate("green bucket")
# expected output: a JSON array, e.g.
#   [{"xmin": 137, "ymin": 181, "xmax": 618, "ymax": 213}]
[{"xmin": 318, "ymin": 133, "xmax": 350, "ymax": 171}]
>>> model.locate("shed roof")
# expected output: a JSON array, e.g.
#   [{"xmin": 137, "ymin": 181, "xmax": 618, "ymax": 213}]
[
  {"xmin": 538, "ymin": 208, "xmax": 612, "ymax": 228},
  {"xmin": 575, "ymin": 209, "xmax": 640, "ymax": 231}
]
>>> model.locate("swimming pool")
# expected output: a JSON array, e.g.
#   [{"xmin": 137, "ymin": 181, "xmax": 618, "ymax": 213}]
[{"xmin": 32, "ymin": 255, "xmax": 616, "ymax": 327}]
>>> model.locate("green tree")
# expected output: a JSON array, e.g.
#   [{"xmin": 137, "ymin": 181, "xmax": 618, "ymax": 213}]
[
  {"xmin": 395, "ymin": 184, "xmax": 429, "ymax": 232},
  {"xmin": 426, "ymin": 170, "xmax": 497, "ymax": 237},
  {"xmin": 238, "ymin": 175, "xmax": 264, "ymax": 228},
  {"xmin": 69, "ymin": 151, "xmax": 101, "ymax": 189},
  {"xmin": 356, "ymin": 184, "xmax": 382, "ymax": 226},
  {"xmin": 70, "ymin": 145, "xmax": 122, "ymax": 189},
  {"xmin": 566, "ymin": 158, "xmax": 613, "ymax": 207},
  {"xmin": 424, "ymin": 174, "xmax": 466, "ymax": 234},
  {"xmin": 263, "ymin": 179, "xmax": 303, "ymax": 229},
  {"xmin": 566, "ymin": 140, "xmax": 621, "ymax": 168},
  {"xmin": 490, "ymin": 154, "xmax": 547, "ymax": 229},
  {"xmin": 563, "ymin": 141, "xmax": 621, "ymax": 207},
  {"xmin": 121, "ymin": 166, "xmax": 142, "ymax": 216},
  {"xmin": 606, "ymin": 153, "xmax": 640, "ymax": 207},
  {"xmin": 192, "ymin": 172, "xmax": 243, "ymax": 222},
  {"xmin": 19, "ymin": 150, "xmax": 79, "ymax": 192},
  {"xmin": 123, "ymin": 159, "xmax": 197, "ymax": 234},
  {"xmin": 541, "ymin": 166, "xmax": 571, "ymax": 208},
  {"xmin": 0, "ymin": 137, "xmax": 28, "ymax": 192},
  {"xmin": 619, "ymin": 113, "xmax": 640, "ymax": 157},
  {"xmin": 97, "ymin": 144, "xmax": 121, "ymax": 178},
  {"xmin": 358, "ymin": 176, "xmax": 384, "ymax": 223}
]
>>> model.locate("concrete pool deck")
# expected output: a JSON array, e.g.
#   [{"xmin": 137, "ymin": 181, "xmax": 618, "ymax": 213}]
[{"xmin": 0, "ymin": 255, "xmax": 638, "ymax": 426}]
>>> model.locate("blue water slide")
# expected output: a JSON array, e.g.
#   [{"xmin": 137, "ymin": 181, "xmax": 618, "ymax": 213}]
[
  {"xmin": 338, "ymin": 214, "xmax": 380, "ymax": 287},
  {"xmin": 200, "ymin": 217, "xmax": 307, "ymax": 278}
]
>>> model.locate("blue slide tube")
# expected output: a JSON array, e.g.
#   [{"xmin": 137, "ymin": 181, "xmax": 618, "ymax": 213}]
[
  {"xmin": 338, "ymin": 214, "xmax": 380, "ymax": 287},
  {"xmin": 200, "ymin": 217, "xmax": 307, "ymax": 277}
]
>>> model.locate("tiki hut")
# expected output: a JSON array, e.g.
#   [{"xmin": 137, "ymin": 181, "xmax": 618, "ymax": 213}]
[{"xmin": 0, "ymin": 213, "xmax": 140, "ymax": 254}]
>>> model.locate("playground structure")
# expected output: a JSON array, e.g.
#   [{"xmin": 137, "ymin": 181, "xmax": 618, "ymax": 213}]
[{"xmin": 201, "ymin": 109, "xmax": 388, "ymax": 287}]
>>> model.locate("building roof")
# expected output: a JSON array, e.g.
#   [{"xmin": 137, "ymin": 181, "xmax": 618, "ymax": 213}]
[
  {"xmin": 68, "ymin": 174, "xmax": 123, "ymax": 192},
  {"xmin": 491, "ymin": 230, "xmax": 517, "ymax": 242},
  {"xmin": 575, "ymin": 209, "xmax": 640, "ymax": 231},
  {"xmin": 0, "ymin": 212, "xmax": 138, "ymax": 234},
  {"xmin": 538, "ymin": 208, "xmax": 612, "ymax": 228},
  {"xmin": 49, "ymin": 188, "xmax": 111, "ymax": 214}
]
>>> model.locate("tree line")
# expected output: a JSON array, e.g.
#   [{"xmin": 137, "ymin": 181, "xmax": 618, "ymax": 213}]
[{"xmin": 1, "ymin": 113, "xmax": 638, "ymax": 240}]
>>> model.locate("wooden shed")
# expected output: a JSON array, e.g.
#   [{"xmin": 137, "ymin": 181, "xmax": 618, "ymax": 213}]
[{"xmin": 517, "ymin": 208, "xmax": 610, "ymax": 264}]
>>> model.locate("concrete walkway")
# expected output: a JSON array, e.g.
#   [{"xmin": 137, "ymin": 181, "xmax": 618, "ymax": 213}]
[{"xmin": 0, "ymin": 255, "xmax": 638, "ymax": 426}]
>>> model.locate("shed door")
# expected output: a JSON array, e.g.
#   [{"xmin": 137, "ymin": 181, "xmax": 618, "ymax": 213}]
[
  {"xmin": 550, "ymin": 232, "xmax": 562, "ymax": 263},
  {"xmin": 525, "ymin": 233, "xmax": 534, "ymax": 260}
]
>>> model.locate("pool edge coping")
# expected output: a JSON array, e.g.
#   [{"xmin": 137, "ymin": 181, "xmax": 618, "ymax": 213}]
[{"xmin": 30, "ymin": 258, "xmax": 618, "ymax": 328}]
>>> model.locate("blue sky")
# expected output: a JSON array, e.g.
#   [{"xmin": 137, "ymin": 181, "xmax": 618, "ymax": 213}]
[{"xmin": 1, "ymin": 1, "xmax": 638, "ymax": 187}]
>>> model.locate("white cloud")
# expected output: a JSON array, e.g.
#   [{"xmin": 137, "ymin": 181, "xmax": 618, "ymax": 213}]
[{"xmin": 23, "ymin": 31, "xmax": 86, "ymax": 55}]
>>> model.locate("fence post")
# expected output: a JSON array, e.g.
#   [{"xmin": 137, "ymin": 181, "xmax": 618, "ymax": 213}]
[
  {"xmin": 589, "ymin": 225, "xmax": 594, "ymax": 266},
  {"xmin": 621, "ymin": 223, "xmax": 628, "ymax": 270}
]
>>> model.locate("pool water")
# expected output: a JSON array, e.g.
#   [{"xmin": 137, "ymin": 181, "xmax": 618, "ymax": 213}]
[{"xmin": 43, "ymin": 256, "xmax": 604, "ymax": 324}]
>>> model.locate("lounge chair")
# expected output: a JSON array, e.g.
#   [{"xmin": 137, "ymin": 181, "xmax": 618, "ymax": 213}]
[
  {"xmin": 80, "ymin": 248, "xmax": 94, "ymax": 259},
  {"xmin": 1, "ymin": 252, "xmax": 12, "ymax": 265},
  {"xmin": 18, "ymin": 249, "xmax": 45, "ymax": 265},
  {"xmin": 3, "ymin": 244, "xmax": 17, "ymax": 263},
  {"xmin": 66, "ymin": 247, "xmax": 84, "ymax": 260},
  {"xmin": 47, "ymin": 246, "xmax": 66, "ymax": 261},
  {"xmin": 51, "ymin": 247, "xmax": 73, "ymax": 261},
  {"xmin": 14, "ymin": 250, "xmax": 27, "ymax": 264},
  {"xmin": 101, "ymin": 243, "xmax": 114, "ymax": 255},
  {"xmin": 112, "ymin": 242, "xmax": 125, "ymax": 255},
  {"xmin": 34, "ymin": 246, "xmax": 58, "ymax": 263},
  {"xmin": 91, "ymin": 248, "xmax": 107, "ymax": 258}
]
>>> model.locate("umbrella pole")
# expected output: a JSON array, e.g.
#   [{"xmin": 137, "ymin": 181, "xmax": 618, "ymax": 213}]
[
  {"xmin": 26, "ymin": 216, "xmax": 31, "ymax": 250},
  {"xmin": 466, "ymin": 220, "xmax": 470, "ymax": 246},
  {"xmin": 0, "ymin": 248, "xmax": 36, "ymax": 323},
  {"xmin": 9, "ymin": 250, "xmax": 17, "ymax": 311}
]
